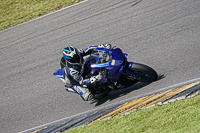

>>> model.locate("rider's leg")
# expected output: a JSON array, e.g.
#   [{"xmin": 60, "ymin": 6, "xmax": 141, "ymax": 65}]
[{"xmin": 70, "ymin": 85, "xmax": 93, "ymax": 101}]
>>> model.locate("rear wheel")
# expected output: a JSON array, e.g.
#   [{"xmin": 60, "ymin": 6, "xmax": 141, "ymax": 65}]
[{"xmin": 128, "ymin": 63, "xmax": 158, "ymax": 82}]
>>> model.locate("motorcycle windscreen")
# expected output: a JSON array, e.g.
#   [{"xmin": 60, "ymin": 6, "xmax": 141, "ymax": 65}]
[{"xmin": 90, "ymin": 48, "xmax": 125, "ymax": 75}]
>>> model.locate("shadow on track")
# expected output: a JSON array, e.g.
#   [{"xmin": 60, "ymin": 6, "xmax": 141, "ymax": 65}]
[{"xmin": 91, "ymin": 74, "xmax": 165, "ymax": 106}]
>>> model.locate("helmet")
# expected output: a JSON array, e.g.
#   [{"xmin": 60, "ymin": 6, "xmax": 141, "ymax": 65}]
[{"xmin": 63, "ymin": 46, "xmax": 81, "ymax": 65}]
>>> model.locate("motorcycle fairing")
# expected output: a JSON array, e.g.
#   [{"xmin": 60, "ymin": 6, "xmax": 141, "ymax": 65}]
[
  {"xmin": 53, "ymin": 69, "xmax": 66, "ymax": 83},
  {"xmin": 90, "ymin": 48, "xmax": 125, "ymax": 75}
]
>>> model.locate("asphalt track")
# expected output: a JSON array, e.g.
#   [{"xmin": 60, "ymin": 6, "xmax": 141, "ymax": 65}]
[{"xmin": 0, "ymin": 0, "xmax": 200, "ymax": 132}]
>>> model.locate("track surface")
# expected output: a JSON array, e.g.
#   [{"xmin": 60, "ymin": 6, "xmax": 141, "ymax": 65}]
[{"xmin": 0, "ymin": 0, "xmax": 200, "ymax": 132}]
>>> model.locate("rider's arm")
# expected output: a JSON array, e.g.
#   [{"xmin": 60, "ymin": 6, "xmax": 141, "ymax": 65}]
[
  {"xmin": 68, "ymin": 68, "xmax": 104, "ymax": 87},
  {"xmin": 79, "ymin": 44, "xmax": 112, "ymax": 56},
  {"xmin": 79, "ymin": 73, "xmax": 104, "ymax": 87}
]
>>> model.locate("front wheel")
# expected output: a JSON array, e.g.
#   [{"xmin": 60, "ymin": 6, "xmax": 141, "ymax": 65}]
[
  {"xmin": 128, "ymin": 63, "xmax": 158, "ymax": 83},
  {"xmin": 89, "ymin": 86, "xmax": 109, "ymax": 99}
]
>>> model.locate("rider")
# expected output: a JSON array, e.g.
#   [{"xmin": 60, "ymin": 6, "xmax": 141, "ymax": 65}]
[{"xmin": 60, "ymin": 44, "xmax": 112, "ymax": 101}]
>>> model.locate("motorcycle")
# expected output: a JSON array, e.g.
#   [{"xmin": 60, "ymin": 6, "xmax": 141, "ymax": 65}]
[{"xmin": 54, "ymin": 47, "xmax": 158, "ymax": 98}]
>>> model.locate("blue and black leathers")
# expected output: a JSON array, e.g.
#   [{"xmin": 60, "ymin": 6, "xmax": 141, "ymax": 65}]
[{"xmin": 60, "ymin": 44, "xmax": 111, "ymax": 101}]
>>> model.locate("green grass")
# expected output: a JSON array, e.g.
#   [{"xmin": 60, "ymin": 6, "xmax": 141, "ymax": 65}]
[
  {"xmin": 66, "ymin": 94, "xmax": 200, "ymax": 133},
  {"xmin": 0, "ymin": 0, "xmax": 83, "ymax": 31},
  {"xmin": 2, "ymin": 1, "xmax": 200, "ymax": 132}
]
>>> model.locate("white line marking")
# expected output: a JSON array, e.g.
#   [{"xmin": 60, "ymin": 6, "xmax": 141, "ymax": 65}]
[{"xmin": 19, "ymin": 77, "xmax": 200, "ymax": 133}]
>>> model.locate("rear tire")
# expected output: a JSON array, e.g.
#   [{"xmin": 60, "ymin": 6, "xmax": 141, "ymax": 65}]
[{"xmin": 129, "ymin": 63, "xmax": 158, "ymax": 82}]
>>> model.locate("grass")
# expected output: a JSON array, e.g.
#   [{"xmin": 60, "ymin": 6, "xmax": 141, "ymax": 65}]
[
  {"xmin": 0, "ymin": 0, "xmax": 84, "ymax": 31},
  {"xmin": 2, "ymin": 1, "xmax": 200, "ymax": 132},
  {"xmin": 65, "ymin": 94, "xmax": 200, "ymax": 133}
]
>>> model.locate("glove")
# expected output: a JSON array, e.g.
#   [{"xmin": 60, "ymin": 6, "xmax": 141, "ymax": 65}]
[
  {"xmin": 90, "ymin": 72, "xmax": 103, "ymax": 83},
  {"xmin": 95, "ymin": 74, "xmax": 103, "ymax": 81},
  {"xmin": 98, "ymin": 44, "xmax": 111, "ymax": 49}
]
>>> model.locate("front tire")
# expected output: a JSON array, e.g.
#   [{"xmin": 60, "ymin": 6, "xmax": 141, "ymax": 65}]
[
  {"xmin": 129, "ymin": 63, "xmax": 158, "ymax": 82},
  {"xmin": 89, "ymin": 86, "xmax": 109, "ymax": 99},
  {"xmin": 94, "ymin": 90, "xmax": 109, "ymax": 99}
]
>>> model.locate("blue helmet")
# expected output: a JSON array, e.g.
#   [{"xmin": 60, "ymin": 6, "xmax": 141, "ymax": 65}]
[{"xmin": 63, "ymin": 46, "xmax": 81, "ymax": 65}]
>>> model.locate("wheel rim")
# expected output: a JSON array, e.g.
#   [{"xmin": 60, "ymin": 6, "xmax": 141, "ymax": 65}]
[{"xmin": 134, "ymin": 70, "xmax": 153, "ymax": 82}]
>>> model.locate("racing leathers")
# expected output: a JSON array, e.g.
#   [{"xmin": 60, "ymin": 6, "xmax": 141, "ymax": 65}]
[{"xmin": 60, "ymin": 44, "xmax": 111, "ymax": 101}]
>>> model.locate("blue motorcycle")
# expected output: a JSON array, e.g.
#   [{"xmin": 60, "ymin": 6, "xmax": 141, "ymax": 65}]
[{"xmin": 54, "ymin": 47, "xmax": 157, "ymax": 98}]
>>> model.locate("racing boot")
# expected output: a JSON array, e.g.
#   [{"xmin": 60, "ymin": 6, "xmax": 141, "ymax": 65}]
[
  {"xmin": 71, "ymin": 85, "xmax": 93, "ymax": 101},
  {"xmin": 66, "ymin": 87, "xmax": 76, "ymax": 93}
]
